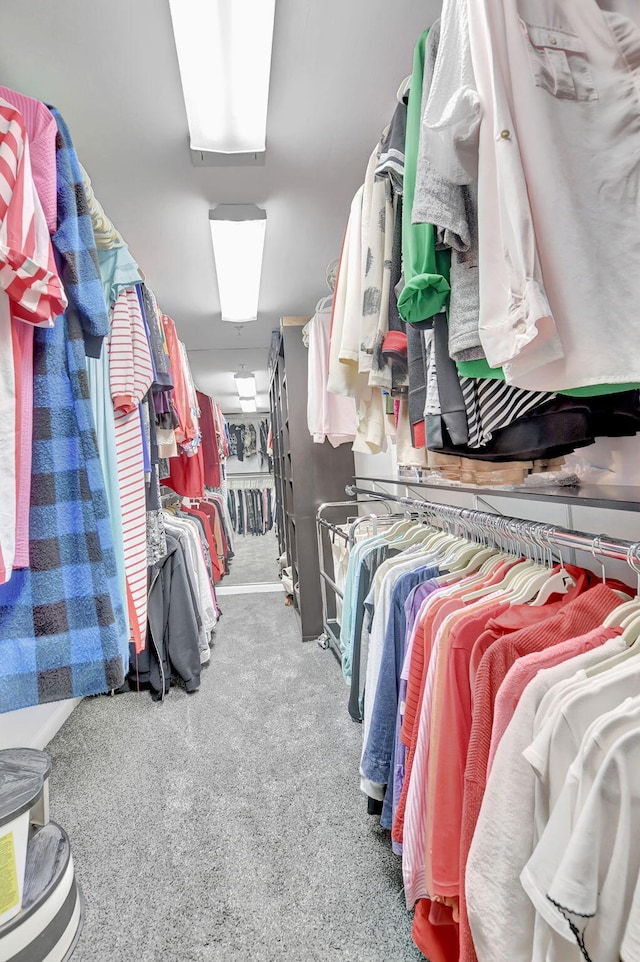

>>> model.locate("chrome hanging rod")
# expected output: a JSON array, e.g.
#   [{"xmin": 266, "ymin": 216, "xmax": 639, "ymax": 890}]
[{"xmin": 345, "ymin": 484, "xmax": 640, "ymax": 569}]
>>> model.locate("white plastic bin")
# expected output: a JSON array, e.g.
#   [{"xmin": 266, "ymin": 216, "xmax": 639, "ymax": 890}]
[{"xmin": 0, "ymin": 771, "xmax": 42, "ymax": 925}]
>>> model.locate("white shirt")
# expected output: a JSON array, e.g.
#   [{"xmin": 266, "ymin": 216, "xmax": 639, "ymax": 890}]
[
  {"xmin": 523, "ymin": 728, "xmax": 640, "ymax": 962},
  {"xmin": 327, "ymin": 185, "xmax": 389, "ymax": 455},
  {"xmin": 423, "ymin": 0, "xmax": 640, "ymax": 392},
  {"xmin": 465, "ymin": 635, "xmax": 627, "ymax": 962},
  {"xmin": 524, "ymin": 655, "xmax": 640, "ymax": 843},
  {"xmin": 521, "ymin": 696, "xmax": 640, "ymax": 962}
]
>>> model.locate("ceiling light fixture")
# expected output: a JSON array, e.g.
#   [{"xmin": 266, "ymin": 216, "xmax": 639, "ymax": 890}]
[
  {"xmin": 234, "ymin": 372, "xmax": 257, "ymax": 398},
  {"xmin": 239, "ymin": 397, "xmax": 258, "ymax": 413},
  {"xmin": 168, "ymin": 0, "xmax": 276, "ymax": 154},
  {"xmin": 209, "ymin": 205, "xmax": 266, "ymax": 323}
]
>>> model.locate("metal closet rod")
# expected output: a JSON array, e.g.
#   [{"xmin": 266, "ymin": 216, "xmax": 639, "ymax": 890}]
[{"xmin": 345, "ymin": 484, "xmax": 640, "ymax": 567}]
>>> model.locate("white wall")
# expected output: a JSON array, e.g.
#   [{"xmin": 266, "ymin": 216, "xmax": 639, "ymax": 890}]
[{"xmin": 0, "ymin": 699, "xmax": 80, "ymax": 751}]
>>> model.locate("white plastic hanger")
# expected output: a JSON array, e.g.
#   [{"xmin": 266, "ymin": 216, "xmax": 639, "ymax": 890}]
[
  {"xmin": 396, "ymin": 74, "xmax": 411, "ymax": 102},
  {"xmin": 522, "ymin": 529, "xmax": 575, "ymax": 606},
  {"xmin": 603, "ymin": 542, "xmax": 640, "ymax": 626}
]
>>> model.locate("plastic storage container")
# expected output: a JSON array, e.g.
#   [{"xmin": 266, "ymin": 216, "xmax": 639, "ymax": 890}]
[{"xmin": 0, "ymin": 770, "xmax": 43, "ymax": 925}]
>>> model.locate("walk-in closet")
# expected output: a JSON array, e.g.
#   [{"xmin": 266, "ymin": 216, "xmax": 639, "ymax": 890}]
[{"xmin": 1, "ymin": 2, "xmax": 640, "ymax": 961}]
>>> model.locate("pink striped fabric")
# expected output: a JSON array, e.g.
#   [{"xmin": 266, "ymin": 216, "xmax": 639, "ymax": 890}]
[
  {"xmin": 0, "ymin": 98, "xmax": 66, "ymax": 583},
  {"xmin": 109, "ymin": 286, "xmax": 153, "ymax": 652}
]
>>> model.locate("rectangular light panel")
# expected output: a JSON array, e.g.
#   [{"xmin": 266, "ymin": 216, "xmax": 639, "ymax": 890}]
[
  {"xmin": 235, "ymin": 374, "xmax": 257, "ymax": 397},
  {"xmin": 209, "ymin": 207, "xmax": 266, "ymax": 322},
  {"xmin": 240, "ymin": 397, "xmax": 258, "ymax": 413},
  {"xmin": 169, "ymin": 0, "xmax": 276, "ymax": 154}
]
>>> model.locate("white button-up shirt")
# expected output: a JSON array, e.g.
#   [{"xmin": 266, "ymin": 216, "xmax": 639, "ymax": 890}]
[{"xmin": 424, "ymin": 0, "xmax": 640, "ymax": 392}]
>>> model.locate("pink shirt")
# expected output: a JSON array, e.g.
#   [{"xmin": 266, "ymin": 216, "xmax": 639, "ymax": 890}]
[
  {"xmin": 0, "ymin": 87, "xmax": 57, "ymax": 233},
  {"xmin": 0, "ymin": 90, "xmax": 57, "ymax": 572},
  {"xmin": 487, "ymin": 625, "xmax": 621, "ymax": 773},
  {"xmin": 0, "ymin": 98, "xmax": 65, "ymax": 583},
  {"xmin": 430, "ymin": 598, "xmax": 509, "ymax": 898}
]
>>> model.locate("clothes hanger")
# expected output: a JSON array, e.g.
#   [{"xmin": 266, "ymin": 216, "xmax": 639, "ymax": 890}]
[
  {"xmin": 603, "ymin": 542, "xmax": 640, "ymax": 626},
  {"xmin": 507, "ymin": 524, "xmax": 575, "ymax": 606},
  {"xmin": 526, "ymin": 526, "xmax": 577, "ymax": 605},
  {"xmin": 462, "ymin": 519, "xmax": 536, "ymax": 600},
  {"xmin": 585, "ymin": 541, "xmax": 640, "ymax": 675},
  {"xmin": 315, "ymin": 294, "xmax": 333, "ymax": 314},
  {"xmin": 497, "ymin": 522, "xmax": 554, "ymax": 605},
  {"xmin": 396, "ymin": 74, "xmax": 411, "ymax": 102},
  {"xmin": 588, "ymin": 534, "xmax": 632, "ymax": 601},
  {"xmin": 436, "ymin": 517, "xmax": 497, "ymax": 570}
]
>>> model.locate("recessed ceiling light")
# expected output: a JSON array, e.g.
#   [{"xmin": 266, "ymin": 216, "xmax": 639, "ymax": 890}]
[{"xmin": 239, "ymin": 397, "xmax": 258, "ymax": 413}]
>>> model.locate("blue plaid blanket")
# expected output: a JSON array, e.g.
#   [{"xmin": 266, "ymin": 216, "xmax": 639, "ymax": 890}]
[
  {"xmin": 0, "ymin": 109, "xmax": 127, "ymax": 713},
  {"xmin": 48, "ymin": 107, "xmax": 109, "ymax": 358}
]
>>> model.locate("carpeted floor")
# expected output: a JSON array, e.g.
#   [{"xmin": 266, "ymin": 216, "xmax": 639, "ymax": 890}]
[
  {"xmin": 47, "ymin": 590, "xmax": 422, "ymax": 962},
  {"xmin": 223, "ymin": 528, "xmax": 281, "ymax": 586}
]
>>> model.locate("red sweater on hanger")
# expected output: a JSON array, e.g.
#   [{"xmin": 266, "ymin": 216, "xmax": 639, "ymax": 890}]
[
  {"xmin": 165, "ymin": 445, "xmax": 204, "ymax": 500},
  {"xmin": 196, "ymin": 390, "xmax": 221, "ymax": 488}
]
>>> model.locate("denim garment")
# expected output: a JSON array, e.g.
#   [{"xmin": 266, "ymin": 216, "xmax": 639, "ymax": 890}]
[{"xmin": 361, "ymin": 565, "xmax": 440, "ymax": 801}]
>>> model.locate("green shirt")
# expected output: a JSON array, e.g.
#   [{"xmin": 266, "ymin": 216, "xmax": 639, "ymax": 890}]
[{"xmin": 397, "ymin": 28, "xmax": 450, "ymax": 326}]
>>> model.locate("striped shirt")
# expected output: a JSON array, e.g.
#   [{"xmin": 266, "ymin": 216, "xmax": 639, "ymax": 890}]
[
  {"xmin": 109, "ymin": 286, "xmax": 153, "ymax": 652},
  {"xmin": 0, "ymin": 98, "xmax": 66, "ymax": 583}
]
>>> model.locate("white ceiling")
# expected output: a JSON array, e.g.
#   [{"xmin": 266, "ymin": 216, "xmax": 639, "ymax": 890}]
[{"xmin": 0, "ymin": 0, "xmax": 441, "ymax": 412}]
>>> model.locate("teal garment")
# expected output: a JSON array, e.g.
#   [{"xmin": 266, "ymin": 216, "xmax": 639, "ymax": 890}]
[
  {"xmin": 456, "ymin": 356, "xmax": 640, "ymax": 398},
  {"xmin": 97, "ymin": 245, "xmax": 142, "ymax": 307},
  {"xmin": 398, "ymin": 28, "xmax": 451, "ymax": 326},
  {"xmin": 87, "ymin": 346, "xmax": 130, "ymax": 661}
]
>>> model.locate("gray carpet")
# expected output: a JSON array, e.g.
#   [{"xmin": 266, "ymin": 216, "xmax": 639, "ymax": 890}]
[
  {"xmin": 47, "ymin": 592, "xmax": 422, "ymax": 962},
  {"xmin": 224, "ymin": 528, "xmax": 281, "ymax": 586}
]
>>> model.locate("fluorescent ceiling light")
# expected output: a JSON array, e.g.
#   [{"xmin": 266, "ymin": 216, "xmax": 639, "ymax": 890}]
[
  {"xmin": 239, "ymin": 397, "xmax": 257, "ymax": 413},
  {"xmin": 234, "ymin": 373, "xmax": 257, "ymax": 397},
  {"xmin": 210, "ymin": 205, "xmax": 266, "ymax": 322},
  {"xmin": 168, "ymin": 0, "xmax": 276, "ymax": 154}
]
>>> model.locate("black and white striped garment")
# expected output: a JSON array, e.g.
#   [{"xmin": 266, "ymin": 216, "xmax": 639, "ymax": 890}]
[{"xmin": 460, "ymin": 377, "xmax": 555, "ymax": 448}]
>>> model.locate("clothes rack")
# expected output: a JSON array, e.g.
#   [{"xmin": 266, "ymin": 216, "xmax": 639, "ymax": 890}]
[
  {"xmin": 316, "ymin": 498, "xmax": 394, "ymax": 660},
  {"xmin": 227, "ymin": 473, "xmax": 274, "ymax": 490},
  {"xmin": 345, "ymin": 484, "xmax": 640, "ymax": 568}
]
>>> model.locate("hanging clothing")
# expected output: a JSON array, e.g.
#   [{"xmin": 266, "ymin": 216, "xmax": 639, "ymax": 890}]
[
  {"xmin": 0, "ymin": 308, "xmax": 126, "ymax": 712},
  {"xmin": 80, "ymin": 163, "xmax": 125, "ymax": 249},
  {"xmin": 0, "ymin": 91, "xmax": 57, "ymax": 586},
  {"xmin": 0, "ymin": 87, "xmax": 57, "ymax": 234},
  {"xmin": 0, "ymin": 98, "xmax": 67, "ymax": 586},
  {"xmin": 396, "ymin": 28, "xmax": 450, "ymax": 327},
  {"xmin": 109, "ymin": 286, "xmax": 154, "ymax": 654},
  {"xmin": 197, "ymin": 390, "xmax": 221, "ymax": 488},
  {"xmin": 422, "ymin": 0, "xmax": 640, "ymax": 392},
  {"xmin": 411, "ymin": 20, "xmax": 483, "ymax": 363},
  {"xmin": 141, "ymin": 534, "xmax": 201, "ymax": 700},
  {"xmin": 307, "ymin": 310, "xmax": 357, "ymax": 447}
]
